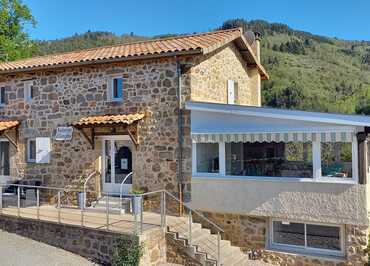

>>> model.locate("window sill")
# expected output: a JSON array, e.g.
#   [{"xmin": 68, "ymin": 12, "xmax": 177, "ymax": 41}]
[
  {"xmin": 192, "ymin": 174, "xmax": 357, "ymax": 184},
  {"xmin": 265, "ymin": 246, "xmax": 345, "ymax": 262},
  {"xmin": 109, "ymin": 98, "xmax": 123, "ymax": 103}
]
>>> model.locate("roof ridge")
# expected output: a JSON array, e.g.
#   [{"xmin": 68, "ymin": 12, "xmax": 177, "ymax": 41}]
[{"xmin": 3, "ymin": 28, "xmax": 242, "ymax": 64}]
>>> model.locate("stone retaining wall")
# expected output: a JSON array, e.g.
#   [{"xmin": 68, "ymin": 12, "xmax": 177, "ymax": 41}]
[{"xmin": 0, "ymin": 214, "xmax": 167, "ymax": 265}]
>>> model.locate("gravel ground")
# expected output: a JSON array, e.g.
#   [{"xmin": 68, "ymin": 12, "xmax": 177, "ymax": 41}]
[{"xmin": 0, "ymin": 230, "xmax": 96, "ymax": 266}]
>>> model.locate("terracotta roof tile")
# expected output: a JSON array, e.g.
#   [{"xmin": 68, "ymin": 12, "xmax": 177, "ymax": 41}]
[
  {"xmin": 0, "ymin": 28, "xmax": 242, "ymax": 73},
  {"xmin": 71, "ymin": 113, "xmax": 145, "ymax": 127},
  {"xmin": 0, "ymin": 120, "xmax": 20, "ymax": 132}
]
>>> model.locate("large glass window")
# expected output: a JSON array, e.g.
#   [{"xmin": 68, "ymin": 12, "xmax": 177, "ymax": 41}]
[
  {"xmin": 225, "ymin": 142, "xmax": 313, "ymax": 178},
  {"xmin": 196, "ymin": 143, "xmax": 219, "ymax": 173},
  {"xmin": 271, "ymin": 220, "xmax": 342, "ymax": 255},
  {"xmin": 321, "ymin": 142, "xmax": 352, "ymax": 178}
]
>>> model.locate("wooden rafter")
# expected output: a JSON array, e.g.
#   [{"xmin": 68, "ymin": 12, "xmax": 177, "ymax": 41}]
[
  {"xmin": 0, "ymin": 125, "xmax": 19, "ymax": 150},
  {"xmin": 77, "ymin": 127, "xmax": 95, "ymax": 149}
]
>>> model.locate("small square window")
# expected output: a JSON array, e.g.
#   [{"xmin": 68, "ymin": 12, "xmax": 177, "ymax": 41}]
[
  {"xmin": 25, "ymin": 81, "xmax": 35, "ymax": 102},
  {"xmin": 27, "ymin": 139, "xmax": 36, "ymax": 163},
  {"xmin": 110, "ymin": 77, "xmax": 123, "ymax": 101},
  {"xmin": 0, "ymin": 86, "xmax": 6, "ymax": 105}
]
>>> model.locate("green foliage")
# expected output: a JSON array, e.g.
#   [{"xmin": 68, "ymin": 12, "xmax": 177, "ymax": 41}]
[
  {"xmin": 35, "ymin": 31, "xmax": 147, "ymax": 56},
  {"xmin": 221, "ymin": 18, "xmax": 370, "ymax": 114},
  {"xmin": 0, "ymin": 0, "xmax": 36, "ymax": 61},
  {"xmin": 112, "ymin": 234, "xmax": 143, "ymax": 266}
]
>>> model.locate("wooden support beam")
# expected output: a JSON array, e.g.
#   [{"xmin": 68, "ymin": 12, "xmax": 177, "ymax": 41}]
[
  {"xmin": 2, "ymin": 132, "xmax": 18, "ymax": 150},
  {"xmin": 78, "ymin": 128, "xmax": 94, "ymax": 149}
]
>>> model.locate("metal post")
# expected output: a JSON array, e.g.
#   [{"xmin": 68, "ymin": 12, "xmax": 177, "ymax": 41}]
[
  {"xmin": 36, "ymin": 189, "xmax": 40, "ymax": 220},
  {"xmin": 188, "ymin": 210, "xmax": 192, "ymax": 245},
  {"xmin": 0, "ymin": 186, "xmax": 3, "ymax": 214},
  {"xmin": 57, "ymin": 191, "xmax": 61, "ymax": 224},
  {"xmin": 17, "ymin": 186, "xmax": 20, "ymax": 217},
  {"xmin": 106, "ymin": 193, "xmax": 109, "ymax": 230},
  {"xmin": 140, "ymin": 196, "xmax": 143, "ymax": 234},
  {"xmin": 217, "ymin": 231, "xmax": 221, "ymax": 265}
]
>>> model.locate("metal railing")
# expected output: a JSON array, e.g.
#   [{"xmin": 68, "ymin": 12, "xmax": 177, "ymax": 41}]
[
  {"xmin": 119, "ymin": 172, "xmax": 133, "ymax": 212},
  {"xmin": 0, "ymin": 184, "xmax": 224, "ymax": 265},
  {"xmin": 83, "ymin": 171, "xmax": 97, "ymax": 209}
]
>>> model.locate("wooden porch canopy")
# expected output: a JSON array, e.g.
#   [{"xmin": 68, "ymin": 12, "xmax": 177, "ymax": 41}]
[
  {"xmin": 71, "ymin": 113, "xmax": 145, "ymax": 148},
  {"xmin": 0, "ymin": 120, "xmax": 20, "ymax": 149}
]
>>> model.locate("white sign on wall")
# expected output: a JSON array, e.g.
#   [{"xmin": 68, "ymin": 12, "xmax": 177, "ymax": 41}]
[
  {"xmin": 55, "ymin": 127, "xmax": 73, "ymax": 141},
  {"xmin": 36, "ymin": 137, "xmax": 51, "ymax": 164}
]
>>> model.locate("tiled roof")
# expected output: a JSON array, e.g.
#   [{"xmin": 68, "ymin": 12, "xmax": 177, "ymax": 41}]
[
  {"xmin": 0, "ymin": 28, "xmax": 243, "ymax": 73},
  {"xmin": 71, "ymin": 113, "xmax": 145, "ymax": 127},
  {"xmin": 0, "ymin": 120, "xmax": 20, "ymax": 132}
]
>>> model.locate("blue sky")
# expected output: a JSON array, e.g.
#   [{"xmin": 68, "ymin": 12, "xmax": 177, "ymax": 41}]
[{"xmin": 24, "ymin": 0, "xmax": 370, "ymax": 41}]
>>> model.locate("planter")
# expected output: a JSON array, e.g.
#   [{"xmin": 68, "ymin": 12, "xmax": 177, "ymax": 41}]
[
  {"xmin": 132, "ymin": 196, "xmax": 142, "ymax": 215},
  {"xmin": 77, "ymin": 192, "xmax": 85, "ymax": 209}
]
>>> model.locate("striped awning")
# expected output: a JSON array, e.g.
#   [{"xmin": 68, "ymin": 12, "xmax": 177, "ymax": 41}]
[{"xmin": 192, "ymin": 131, "xmax": 355, "ymax": 143}]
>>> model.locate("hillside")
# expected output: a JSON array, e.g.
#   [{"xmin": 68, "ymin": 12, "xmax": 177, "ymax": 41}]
[{"xmin": 34, "ymin": 21, "xmax": 370, "ymax": 115}]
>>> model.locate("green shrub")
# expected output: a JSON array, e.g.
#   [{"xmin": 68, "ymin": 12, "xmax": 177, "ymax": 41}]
[{"xmin": 112, "ymin": 234, "xmax": 143, "ymax": 266}]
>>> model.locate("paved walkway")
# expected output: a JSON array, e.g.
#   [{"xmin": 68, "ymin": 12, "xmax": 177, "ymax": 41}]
[{"xmin": 0, "ymin": 231, "xmax": 95, "ymax": 266}]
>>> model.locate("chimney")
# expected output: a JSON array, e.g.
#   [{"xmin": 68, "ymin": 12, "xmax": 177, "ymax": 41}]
[{"xmin": 252, "ymin": 31, "xmax": 261, "ymax": 62}]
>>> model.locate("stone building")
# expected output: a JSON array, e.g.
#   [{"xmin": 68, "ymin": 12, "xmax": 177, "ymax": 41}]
[{"xmin": 0, "ymin": 28, "xmax": 369, "ymax": 265}]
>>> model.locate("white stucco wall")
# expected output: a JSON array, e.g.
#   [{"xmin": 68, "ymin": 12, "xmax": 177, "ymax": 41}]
[{"xmin": 191, "ymin": 177, "xmax": 368, "ymax": 226}]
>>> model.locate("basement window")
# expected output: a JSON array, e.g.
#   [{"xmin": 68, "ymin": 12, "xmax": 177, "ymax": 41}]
[{"xmin": 270, "ymin": 219, "xmax": 344, "ymax": 257}]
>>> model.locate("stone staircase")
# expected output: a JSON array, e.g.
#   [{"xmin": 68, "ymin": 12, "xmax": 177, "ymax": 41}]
[
  {"xmin": 89, "ymin": 195, "xmax": 131, "ymax": 214},
  {"xmin": 166, "ymin": 216, "xmax": 267, "ymax": 266}
]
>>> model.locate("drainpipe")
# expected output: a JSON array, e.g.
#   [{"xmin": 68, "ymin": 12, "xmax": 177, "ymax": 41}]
[
  {"xmin": 176, "ymin": 59, "xmax": 183, "ymax": 211},
  {"xmin": 176, "ymin": 59, "xmax": 193, "ymax": 214}
]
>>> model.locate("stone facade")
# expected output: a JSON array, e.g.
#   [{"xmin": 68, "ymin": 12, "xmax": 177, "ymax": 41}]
[
  {"xmin": 190, "ymin": 42, "xmax": 260, "ymax": 106},
  {"xmin": 200, "ymin": 211, "xmax": 369, "ymax": 266},
  {"xmin": 0, "ymin": 42, "xmax": 260, "ymax": 195}
]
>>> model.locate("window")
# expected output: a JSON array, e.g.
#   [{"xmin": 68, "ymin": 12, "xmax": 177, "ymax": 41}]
[
  {"xmin": 25, "ymin": 81, "xmax": 35, "ymax": 102},
  {"xmin": 225, "ymin": 142, "xmax": 313, "ymax": 178},
  {"xmin": 321, "ymin": 142, "xmax": 352, "ymax": 178},
  {"xmin": 0, "ymin": 140, "xmax": 10, "ymax": 176},
  {"xmin": 227, "ymin": 80, "xmax": 238, "ymax": 104},
  {"xmin": 271, "ymin": 219, "xmax": 343, "ymax": 256},
  {"xmin": 27, "ymin": 139, "xmax": 36, "ymax": 163},
  {"xmin": 0, "ymin": 86, "xmax": 5, "ymax": 105},
  {"xmin": 196, "ymin": 143, "xmax": 219, "ymax": 173},
  {"xmin": 109, "ymin": 76, "xmax": 123, "ymax": 101}
]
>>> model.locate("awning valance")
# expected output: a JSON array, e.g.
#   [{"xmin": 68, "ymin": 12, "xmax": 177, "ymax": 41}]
[{"xmin": 192, "ymin": 131, "xmax": 355, "ymax": 143}]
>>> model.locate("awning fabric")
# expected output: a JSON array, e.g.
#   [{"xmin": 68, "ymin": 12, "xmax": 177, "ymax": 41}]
[{"xmin": 192, "ymin": 131, "xmax": 355, "ymax": 143}]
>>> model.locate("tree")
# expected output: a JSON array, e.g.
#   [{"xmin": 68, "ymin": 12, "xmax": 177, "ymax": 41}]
[{"xmin": 0, "ymin": 0, "xmax": 36, "ymax": 61}]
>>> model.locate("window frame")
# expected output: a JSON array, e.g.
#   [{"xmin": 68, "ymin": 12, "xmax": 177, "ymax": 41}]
[
  {"xmin": 0, "ymin": 138, "xmax": 10, "ymax": 176},
  {"xmin": 192, "ymin": 137, "xmax": 358, "ymax": 184},
  {"xmin": 268, "ymin": 218, "xmax": 345, "ymax": 257},
  {"xmin": 24, "ymin": 80, "xmax": 35, "ymax": 102},
  {"xmin": 0, "ymin": 85, "xmax": 6, "ymax": 106},
  {"xmin": 27, "ymin": 138, "xmax": 36, "ymax": 163},
  {"xmin": 109, "ymin": 75, "xmax": 124, "ymax": 102}
]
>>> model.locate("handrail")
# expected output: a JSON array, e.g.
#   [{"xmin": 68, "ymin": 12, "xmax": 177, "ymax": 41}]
[
  {"xmin": 164, "ymin": 190, "xmax": 224, "ymax": 233},
  {"xmin": 119, "ymin": 172, "xmax": 133, "ymax": 212},
  {"xmin": 83, "ymin": 171, "xmax": 97, "ymax": 209}
]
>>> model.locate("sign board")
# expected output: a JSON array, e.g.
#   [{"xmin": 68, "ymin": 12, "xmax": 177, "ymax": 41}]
[{"xmin": 55, "ymin": 127, "xmax": 73, "ymax": 141}]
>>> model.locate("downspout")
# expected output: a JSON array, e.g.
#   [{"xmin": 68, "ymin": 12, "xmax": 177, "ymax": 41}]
[{"xmin": 176, "ymin": 59, "xmax": 184, "ymax": 214}]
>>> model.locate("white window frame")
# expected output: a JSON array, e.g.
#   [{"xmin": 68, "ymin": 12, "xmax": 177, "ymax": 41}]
[
  {"xmin": 192, "ymin": 137, "xmax": 358, "ymax": 184},
  {"xmin": 268, "ymin": 218, "xmax": 345, "ymax": 257},
  {"xmin": 108, "ymin": 75, "xmax": 124, "ymax": 102},
  {"xmin": 24, "ymin": 80, "xmax": 34, "ymax": 102},
  {"xmin": 27, "ymin": 138, "xmax": 36, "ymax": 163},
  {"xmin": 0, "ymin": 84, "xmax": 6, "ymax": 106}
]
